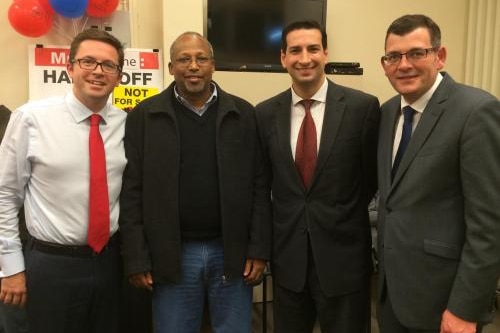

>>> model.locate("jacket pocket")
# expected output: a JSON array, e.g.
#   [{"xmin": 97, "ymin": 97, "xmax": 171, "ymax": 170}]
[
  {"xmin": 423, "ymin": 238, "xmax": 460, "ymax": 260},
  {"xmin": 417, "ymin": 144, "xmax": 449, "ymax": 157}
]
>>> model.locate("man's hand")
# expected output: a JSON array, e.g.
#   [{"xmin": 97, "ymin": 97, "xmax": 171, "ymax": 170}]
[
  {"xmin": 129, "ymin": 271, "xmax": 153, "ymax": 291},
  {"xmin": 440, "ymin": 309, "xmax": 477, "ymax": 333},
  {"xmin": 0, "ymin": 272, "xmax": 27, "ymax": 307},
  {"xmin": 243, "ymin": 258, "xmax": 266, "ymax": 285}
]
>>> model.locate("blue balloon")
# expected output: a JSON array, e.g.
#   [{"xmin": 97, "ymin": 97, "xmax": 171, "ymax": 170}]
[{"xmin": 49, "ymin": 0, "xmax": 89, "ymax": 18}]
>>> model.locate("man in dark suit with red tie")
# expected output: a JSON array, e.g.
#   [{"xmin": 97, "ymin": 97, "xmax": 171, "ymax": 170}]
[{"xmin": 255, "ymin": 20, "xmax": 380, "ymax": 333}]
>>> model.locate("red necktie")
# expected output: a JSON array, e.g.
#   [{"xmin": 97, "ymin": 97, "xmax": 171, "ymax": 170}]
[
  {"xmin": 295, "ymin": 99, "xmax": 317, "ymax": 189},
  {"xmin": 88, "ymin": 114, "xmax": 110, "ymax": 253}
]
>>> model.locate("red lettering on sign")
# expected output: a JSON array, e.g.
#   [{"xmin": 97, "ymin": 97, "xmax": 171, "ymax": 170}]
[
  {"xmin": 35, "ymin": 48, "xmax": 70, "ymax": 67},
  {"xmin": 139, "ymin": 52, "xmax": 159, "ymax": 69}
]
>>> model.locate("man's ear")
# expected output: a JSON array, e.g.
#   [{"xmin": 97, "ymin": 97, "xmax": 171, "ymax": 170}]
[
  {"xmin": 280, "ymin": 50, "xmax": 286, "ymax": 69},
  {"xmin": 66, "ymin": 62, "xmax": 74, "ymax": 79},
  {"xmin": 435, "ymin": 46, "xmax": 447, "ymax": 70}
]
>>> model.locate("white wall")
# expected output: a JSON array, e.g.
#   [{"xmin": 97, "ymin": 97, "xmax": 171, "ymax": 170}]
[
  {"xmin": 158, "ymin": 0, "xmax": 469, "ymax": 104},
  {"xmin": 0, "ymin": 0, "xmax": 471, "ymax": 110}
]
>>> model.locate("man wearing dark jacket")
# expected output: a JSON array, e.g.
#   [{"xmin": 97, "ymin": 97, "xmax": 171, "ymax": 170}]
[
  {"xmin": 119, "ymin": 32, "xmax": 271, "ymax": 333},
  {"xmin": 256, "ymin": 21, "xmax": 380, "ymax": 333},
  {"xmin": 377, "ymin": 14, "xmax": 500, "ymax": 333}
]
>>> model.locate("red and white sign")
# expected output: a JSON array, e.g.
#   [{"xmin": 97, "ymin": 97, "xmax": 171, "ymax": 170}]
[{"xmin": 28, "ymin": 45, "xmax": 163, "ymax": 110}]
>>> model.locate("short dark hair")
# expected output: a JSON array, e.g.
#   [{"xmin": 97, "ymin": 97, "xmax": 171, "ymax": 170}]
[
  {"xmin": 69, "ymin": 29, "xmax": 125, "ymax": 70},
  {"xmin": 385, "ymin": 14, "xmax": 441, "ymax": 49},
  {"xmin": 281, "ymin": 20, "xmax": 327, "ymax": 52}
]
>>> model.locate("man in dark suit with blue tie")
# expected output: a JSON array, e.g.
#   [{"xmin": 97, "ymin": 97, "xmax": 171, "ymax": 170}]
[
  {"xmin": 377, "ymin": 14, "xmax": 500, "ymax": 333},
  {"xmin": 256, "ymin": 20, "xmax": 380, "ymax": 333}
]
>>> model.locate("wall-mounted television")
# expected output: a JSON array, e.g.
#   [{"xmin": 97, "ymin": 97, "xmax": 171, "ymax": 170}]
[{"xmin": 205, "ymin": 0, "xmax": 327, "ymax": 72}]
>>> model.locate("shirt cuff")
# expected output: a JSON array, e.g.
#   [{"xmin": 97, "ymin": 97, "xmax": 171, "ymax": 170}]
[{"xmin": 0, "ymin": 251, "xmax": 25, "ymax": 277}]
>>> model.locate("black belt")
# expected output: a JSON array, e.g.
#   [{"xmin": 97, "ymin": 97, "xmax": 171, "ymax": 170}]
[{"xmin": 30, "ymin": 234, "xmax": 118, "ymax": 258}]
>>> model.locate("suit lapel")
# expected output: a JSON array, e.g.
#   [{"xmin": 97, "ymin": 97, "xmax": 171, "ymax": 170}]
[
  {"xmin": 315, "ymin": 81, "xmax": 345, "ymax": 181},
  {"xmin": 379, "ymin": 99, "xmax": 400, "ymax": 195},
  {"xmin": 390, "ymin": 74, "xmax": 452, "ymax": 189},
  {"xmin": 274, "ymin": 91, "xmax": 302, "ymax": 184},
  {"xmin": 273, "ymin": 81, "xmax": 347, "ymax": 191}
]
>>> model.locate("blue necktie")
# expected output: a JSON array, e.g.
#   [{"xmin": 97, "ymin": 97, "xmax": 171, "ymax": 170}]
[{"xmin": 392, "ymin": 106, "xmax": 415, "ymax": 180}]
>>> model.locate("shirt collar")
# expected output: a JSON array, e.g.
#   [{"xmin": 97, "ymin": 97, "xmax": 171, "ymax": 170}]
[
  {"xmin": 174, "ymin": 82, "xmax": 218, "ymax": 114},
  {"xmin": 66, "ymin": 90, "xmax": 111, "ymax": 124},
  {"xmin": 291, "ymin": 78, "xmax": 328, "ymax": 106},
  {"xmin": 401, "ymin": 72, "xmax": 443, "ymax": 113}
]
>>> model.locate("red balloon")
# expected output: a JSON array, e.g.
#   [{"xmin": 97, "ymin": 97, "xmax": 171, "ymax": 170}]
[
  {"xmin": 8, "ymin": 0, "xmax": 54, "ymax": 38},
  {"xmin": 14, "ymin": 0, "xmax": 53, "ymax": 13},
  {"xmin": 38, "ymin": 0, "xmax": 55, "ymax": 15},
  {"xmin": 86, "ymin": 0, "xmax": 119, "ymax": 18}
]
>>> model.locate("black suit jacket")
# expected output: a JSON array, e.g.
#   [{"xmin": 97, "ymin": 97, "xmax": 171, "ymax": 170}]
[
  {"xmin": 256, "ymin": 79, "xmax": 380, "ymax": 296},
  {"xmin": 377, "ymin": 73, "xmax": 500, "ymax": 328}
]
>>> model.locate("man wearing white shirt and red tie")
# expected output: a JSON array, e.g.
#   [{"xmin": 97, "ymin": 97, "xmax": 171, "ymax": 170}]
[
  {"xmin": 0, "ymin": 29, "xmax": 126, "ymax": 333},
  {"xmin": 255, "ymin": 20, "xmax": 380, "ymax": 333}
]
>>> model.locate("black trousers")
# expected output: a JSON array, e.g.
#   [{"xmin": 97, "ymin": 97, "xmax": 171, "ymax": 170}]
[
  {"xmin": 24, "ymin": 240, "xmax": 122, "ymax": 333},
  {"xmin": 0, "ymin": 301, "xmax": 29, "ymax": 333},
  {"xmin": 378, "ymin": 285, "xmax": 483, "ymax": 333},
  {"xmin": 120, "ymin": 277, "xmax": 153, "ymax": 333},
  {"xmin": 272, "ymin": 248, "xmax": 370, "ymax": 333}
]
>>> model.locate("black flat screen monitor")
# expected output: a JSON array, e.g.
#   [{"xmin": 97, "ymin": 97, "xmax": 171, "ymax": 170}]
[{"xmin": 206, "ymin": 0, "xmax": 327, "ymax": 72}]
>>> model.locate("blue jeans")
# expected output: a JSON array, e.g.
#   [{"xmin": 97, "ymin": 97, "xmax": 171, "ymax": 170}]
[{"xmin": 153, "ymin": 238, "xmax": 252, "ymax": 333}]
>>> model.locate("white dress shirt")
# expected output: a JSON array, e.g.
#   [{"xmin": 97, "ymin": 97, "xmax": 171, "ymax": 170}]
[
  {"xmin": 290, "ymin": 79, "xmax": 328, "ymax": 159},
  {"xmin": 0, "ymin": 91, "xmax": 126, "ymax": 276},
  {"xmin": 392, "ymin": 73, "xmax": 444, "ymax": 164}
]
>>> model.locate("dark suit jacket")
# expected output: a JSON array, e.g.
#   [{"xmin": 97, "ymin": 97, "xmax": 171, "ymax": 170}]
[
  {"xmin": 119, "ymin": 82, "xmax": 272, "ymax": 283},
  {"xmin": 256, "ymin": 79, "xmax": 380, "ymax": 297},
  {"xmin": 377, "ymin": 73, "xmax": 500, "ymax": 329},
  {"xmin": 0, "ymin": 105, "xmax": 11, "ymax": 143}
]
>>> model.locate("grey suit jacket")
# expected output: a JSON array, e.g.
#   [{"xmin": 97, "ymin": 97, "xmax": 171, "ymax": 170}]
[
  {"xmin": 256, "ymin": 79, "xmax": 380, "ymax": 297},
  {"xmin": 377, "ymin": 73, "xmax": 500, "ymax": 329}
]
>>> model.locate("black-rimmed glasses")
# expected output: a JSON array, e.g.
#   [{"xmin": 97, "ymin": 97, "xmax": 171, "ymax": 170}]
[
  {"xmin": 381, "ymin": 48, "xmax": 437, "ymax": 65},
  {"xmin": 174, "ymin": 56, "xmax": 213, "ymax": 67},
  {"xmin": 72, "ymin": 58, "xmax": 121, "ymax": 74}
]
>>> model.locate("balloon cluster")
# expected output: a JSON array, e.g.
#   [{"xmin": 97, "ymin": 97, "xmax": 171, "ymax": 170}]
[{"xmin": 8, "ymin": 0, "xmax": 119, "ymax": 38}]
